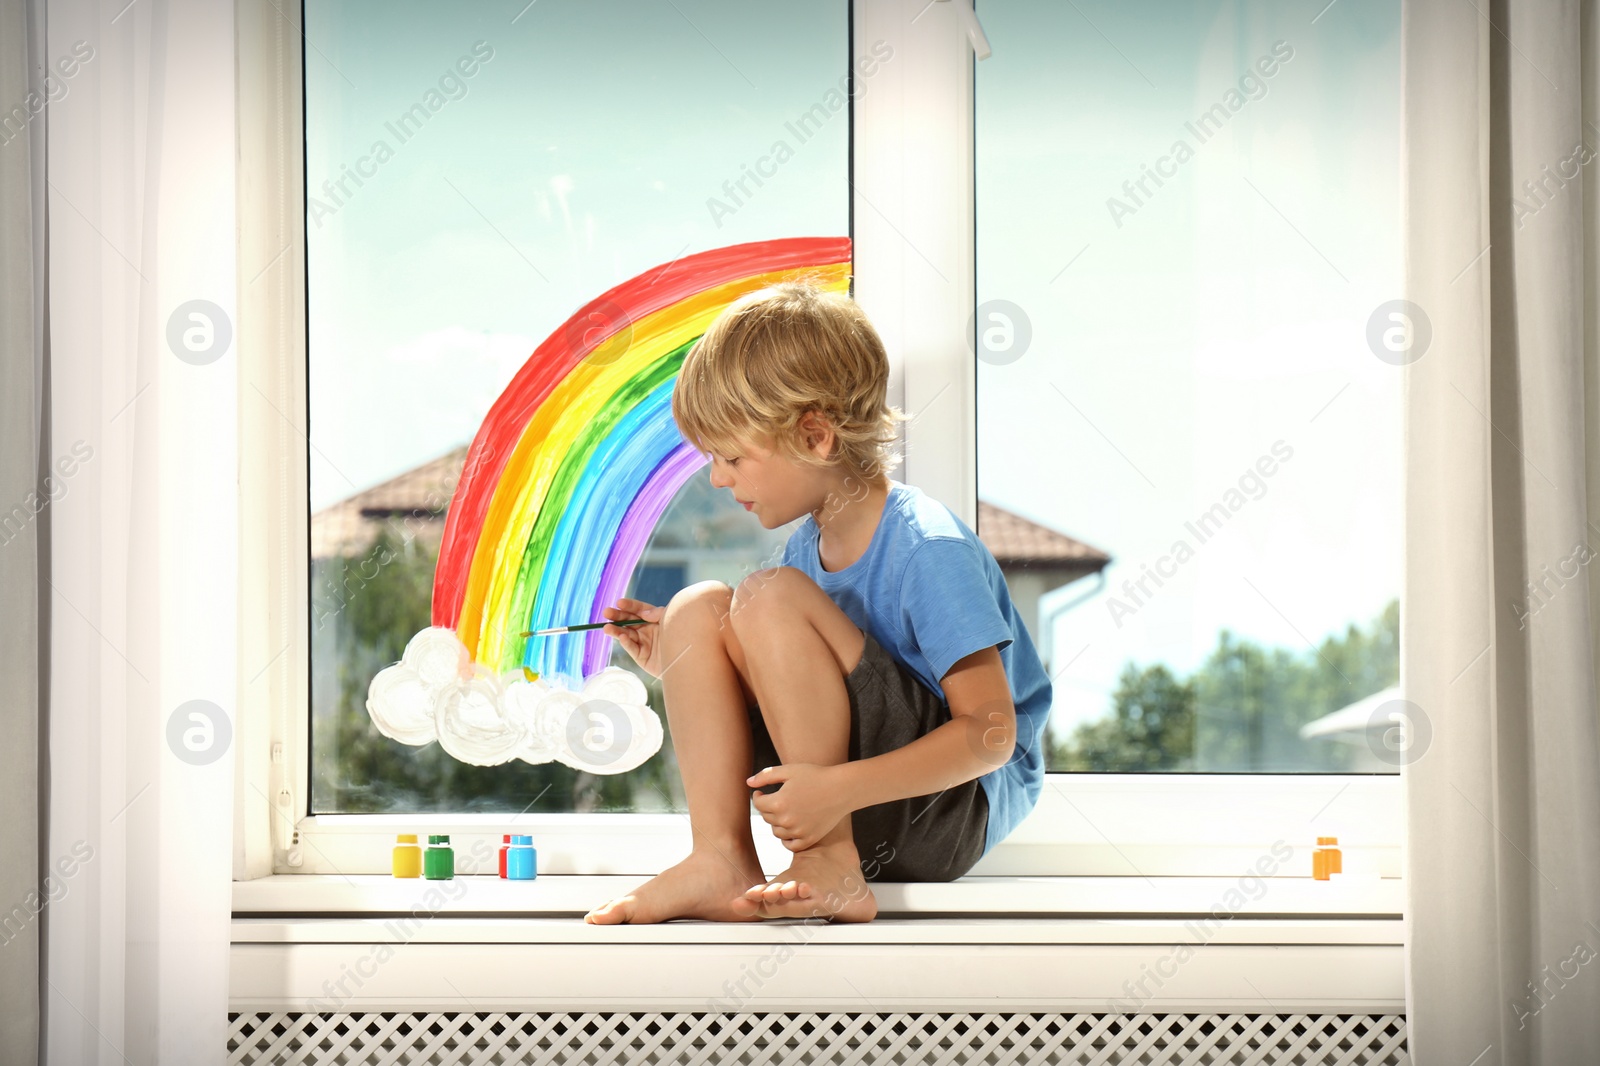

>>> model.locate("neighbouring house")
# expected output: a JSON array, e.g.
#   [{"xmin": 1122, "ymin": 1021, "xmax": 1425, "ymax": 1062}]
[{"xmin": 1298, "ymin": 685, "xmax": 1408, "ymax": 772}]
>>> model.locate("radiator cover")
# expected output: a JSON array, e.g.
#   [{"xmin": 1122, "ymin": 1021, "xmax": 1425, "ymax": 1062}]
[{"xmin": 226, "ymin": 1011, "xmax": 1409, "ymax": 1064}]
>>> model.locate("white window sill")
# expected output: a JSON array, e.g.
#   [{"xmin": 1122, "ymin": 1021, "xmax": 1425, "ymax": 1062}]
[
  {"xmin": 232, "ymin": 872, "xmax": 1403, "ymax": 918},
  {"xmin": 231, "ymin": 875, "xmax": 1402, "ymax": 1012}
]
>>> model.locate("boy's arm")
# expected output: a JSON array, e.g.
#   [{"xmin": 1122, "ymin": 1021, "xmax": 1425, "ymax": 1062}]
[{"xmin": 833, "ymin": 644, "xmax": 1017, "ymax": 812}]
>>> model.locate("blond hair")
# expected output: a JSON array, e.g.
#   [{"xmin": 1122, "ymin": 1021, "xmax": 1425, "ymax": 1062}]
[{"xmin": 672, "ymin": 280, "xmax": 908, "ymax": 481}]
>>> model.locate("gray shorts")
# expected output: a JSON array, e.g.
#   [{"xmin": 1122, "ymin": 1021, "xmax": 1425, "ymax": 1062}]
[{"xmin": 746, "ymin": 628, "xmax": 990, "ymax": 882}]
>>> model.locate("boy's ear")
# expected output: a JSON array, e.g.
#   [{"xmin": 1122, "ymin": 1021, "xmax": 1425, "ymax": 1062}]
[{"xmin": 800, "ymin": 409, "xmax": 833, "ymax": 454}]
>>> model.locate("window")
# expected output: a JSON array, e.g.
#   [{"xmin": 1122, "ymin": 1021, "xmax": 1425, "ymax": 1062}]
[
  {"xmin": 975, "ymin": 0, "xmax": 1402, "ymax": 774},
  {"xmin": 240, "ymin": 0, "xmax": 1402, "ymax": 879},
  {"xmin": 303, "ymin": 0, "xmax": 850, "ymax": 815}
]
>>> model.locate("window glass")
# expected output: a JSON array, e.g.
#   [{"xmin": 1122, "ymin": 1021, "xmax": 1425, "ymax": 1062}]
[
  {"xmin": 975, "ymin": 0, "xmax": 1401, "ymax": 772},
  {"xmin": 306, "ymin": 1, "xmax": 849, "ymax": 813}
]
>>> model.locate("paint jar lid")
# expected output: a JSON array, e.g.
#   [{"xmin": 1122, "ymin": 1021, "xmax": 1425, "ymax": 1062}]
[
  {"xmin": 502, "ymin": 834, "xmax": 512, "ymax": 843},
  {"xmin": 396, "ymin": 834, "xmax": 417, "ymax": 844},
  {"xmin": 512, "ymin": 835, "xmax": 533, "ymax": 846},
  {"xmin": 428, "ymin": 834, "xmax": 451, "ymax": 845}
]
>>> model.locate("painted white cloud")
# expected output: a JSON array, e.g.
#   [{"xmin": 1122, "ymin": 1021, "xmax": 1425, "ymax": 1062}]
[{"xmin": 366, "ymin": 626, "xmax": 662, "ymax": 774}]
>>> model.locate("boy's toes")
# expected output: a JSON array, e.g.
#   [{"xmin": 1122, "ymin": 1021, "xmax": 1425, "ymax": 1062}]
[
  {"xmin": 584, "ymin": 898, "xmax": 631, "ymax": 924},
  {"xmin": 757, "ymin": 880, "xmax": 809, "ymax": 904}
]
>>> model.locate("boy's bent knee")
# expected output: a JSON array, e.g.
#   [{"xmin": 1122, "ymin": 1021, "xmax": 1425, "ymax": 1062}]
[
  {"xmin": 663, "ymin": 580, "xmax": 734, "ymax": 630},
  {"xmin": 670, "ymin": 579, "xmax": 734, "ymax": 605},
  {"xmin": 730, "ymin": 566, "xmax": 813, "ymax": 623}
]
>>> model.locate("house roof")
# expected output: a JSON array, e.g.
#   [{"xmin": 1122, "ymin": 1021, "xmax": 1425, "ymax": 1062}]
[
  {"xmin": 310, "ymin": 446, "xmax": 468, "ymax": 561},
  {"xmin": 313, "ymin": 446, "xmax": 1111, "ymax": 579},
  {"xmin": 976, "ymin": 499, "xmax": 1111, "ymax": 573},
  {"xmin": 1298, "ymin": 685, "xmax": 1405, "ymax": 740}
]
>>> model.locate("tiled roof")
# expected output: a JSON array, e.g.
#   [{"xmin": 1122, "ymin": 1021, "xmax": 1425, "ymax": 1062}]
[
  {"xmin": 312, "ymin": 447, "xmax": 1111, "ymax": 574},
  {"xmin": 977, "ymin": 500, "xmax": 1110, "ymax": 572},
  {"xmin": 310, "ymin": 445, "xmax": 468, "ymax": 561}
]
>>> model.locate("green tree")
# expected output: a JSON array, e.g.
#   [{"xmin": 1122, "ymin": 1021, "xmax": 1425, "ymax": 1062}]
[
  {"xmin": 1054, "ymin": 598, "xmax": 1399, "ymax": 772},
  {"xmin": 1058, "ymin": 663, "xmax": 1195, "ymax": 771}
]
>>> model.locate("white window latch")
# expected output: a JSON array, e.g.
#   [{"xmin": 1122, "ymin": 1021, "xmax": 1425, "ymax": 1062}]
[{"xmin": 270, "ymin": 742, "xmax": 304, "ymax": 868}]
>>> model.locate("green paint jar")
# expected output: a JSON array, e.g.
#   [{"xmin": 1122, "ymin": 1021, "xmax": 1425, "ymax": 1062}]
[{"xmin": 423, "ymin": 834, "xmax": 454, "ymax": 880}]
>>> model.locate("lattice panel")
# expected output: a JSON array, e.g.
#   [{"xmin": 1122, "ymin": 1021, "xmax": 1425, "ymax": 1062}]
[{"xmin": 226, "ymin": 1011, "xmax": 1409, "ymax": 1065}]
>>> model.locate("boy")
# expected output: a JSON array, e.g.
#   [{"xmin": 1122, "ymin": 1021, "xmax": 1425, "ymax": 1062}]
[{"xmin": 583, "ymin": 282, "xmax": 1052, "ymax": 925}]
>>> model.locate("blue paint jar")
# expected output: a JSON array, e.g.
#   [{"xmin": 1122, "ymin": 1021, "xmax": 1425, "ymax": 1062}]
[{"xmin": 507, "ymin": 835, "xmax": 537, "ymax": 880}]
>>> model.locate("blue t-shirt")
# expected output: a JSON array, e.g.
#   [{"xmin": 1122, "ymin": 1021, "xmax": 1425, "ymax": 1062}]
[{"xmin": 779, "ymin": 480, "xmax": 1052, "ymax": 857}]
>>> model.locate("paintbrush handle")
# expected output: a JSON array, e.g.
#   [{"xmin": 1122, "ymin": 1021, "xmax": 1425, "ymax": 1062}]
[{"xmin": 519, "ymin": 618, "xmax": 653, "ymax": 637}]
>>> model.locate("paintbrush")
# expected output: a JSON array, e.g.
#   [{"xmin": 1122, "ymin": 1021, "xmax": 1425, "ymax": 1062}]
[{"xmin": 519, "ymin": 618, "xmax": 653, "ymax": 637}]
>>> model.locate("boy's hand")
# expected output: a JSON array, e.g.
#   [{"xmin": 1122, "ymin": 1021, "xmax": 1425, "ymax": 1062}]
[
  {"xmin": 747, "ymin": 763, "xmax": 852, "ymax": 852},
  {"xmin": 601, "ymin": 598, "xmax": 666, "ymax": 678}
]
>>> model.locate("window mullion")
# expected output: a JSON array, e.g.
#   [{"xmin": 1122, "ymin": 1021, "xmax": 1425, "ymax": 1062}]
[{"xmin": 852, "ymin": 0, "xmax": 977, "ymax": 527}]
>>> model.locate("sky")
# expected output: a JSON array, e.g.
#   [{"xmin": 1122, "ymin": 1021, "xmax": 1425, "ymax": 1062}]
[
  {"xmin": 305, "ymin": 0, "xmax": 1400, "ymax": 740},
  {"xmin": 303, "ymin": 0, "xmax": 850, "ymax": 513},
  {"xmin": 974, "ymin": 0, "xmax": 1401, "ymax": 732}
]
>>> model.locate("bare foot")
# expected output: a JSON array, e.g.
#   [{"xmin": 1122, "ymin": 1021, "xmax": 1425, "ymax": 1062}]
[
  {"xmin": 585, "ymin": 849, "xmax": 766, "ymax": 924},
  {"xmin": 729, "ymin": 840, "xmax": 878, "ymax": 923}
]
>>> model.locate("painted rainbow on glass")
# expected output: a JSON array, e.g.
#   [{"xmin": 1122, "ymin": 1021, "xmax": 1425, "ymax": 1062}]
[{"xmin": 430, "ymin": 236, "xmax": 853, "ymax": 689}]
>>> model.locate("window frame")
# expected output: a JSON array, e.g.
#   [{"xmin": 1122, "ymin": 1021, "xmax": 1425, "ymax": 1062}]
[{"xmin": 234, "ymin": 0, "xmax": 1402, "ymax": 884}]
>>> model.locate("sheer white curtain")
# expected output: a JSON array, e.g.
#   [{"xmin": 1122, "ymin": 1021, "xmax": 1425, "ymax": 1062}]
[
  {"xmin": 1402, "ymin": 0, "xmax": 1600, "ymax": 1062},
  {"xmin": 23, "ymin": 0, "xmax": 237, "ymax": 1063},
  {"xmin": 0, "ymin": 0, "xmax": 46, "ymax": 1060}
]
